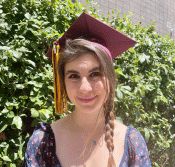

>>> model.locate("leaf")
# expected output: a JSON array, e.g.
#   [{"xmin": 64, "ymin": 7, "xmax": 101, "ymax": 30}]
[
  {"xmin": 31, "ymin": 108, "xmax": 39, "ymax": 118},
  {"xmin": 24, "ymin": 12, "xmax": 31, "ymax": 19},
  {"xmin": 39, "ymin": 109, "xmax": 52, "ymax": 119},
  {"xmin": 2, "ymin": 108, "xmax": 9, "ymax": 114},
  {"xmin": 16, "ymin": 47, "xmax": 31, "ymax": 53},
  {"xmin": 7, "ymin": 111, "xmax": 15, "ymax": 118},
  {"xmin": 25, "ymin": 60, "xmax": 36, "ymax": 67},
  {"xmin": 12, "ymin": 116, "xmax": 22, "ymax": 129},
  {"xmin": 125, "ymin": 112, "xmax": 129, "ymax": 117},
  {"xmin": 13, "ymin": 153, "xmax": 18, "ymax": 160},
  {"xmin": 161, "ymin": 64, "xmax": 168, "ymax": 75},
  {"xmin": 27, "ymin": 81, "xmax": 36, "ymax": 85},
  {"xmin": 139, "ymin": 53, "xmax": 150, "ymax": 63},
  {"xmin": 144, "ymin": 127, "xmax": 150, "ymax": 141},
  {"xmin": 10, "ymin": 163, "xmax": 17, "ymax": 167},
  {"xmin": 115, "ymin": 68, "xmax": 128, "ymax": 78},
  {"xmin": 120, "ymin": 85, "xmax": 132, "ymax": 96},
  {"xmin": 27, "ymin": 81, "xmax": 43, "ymax": 87},
  {"xmin": 145, "ymin": 37, "xmax": 153, "ymax": 46},
  {"xmin": 20, "ymin": 114, "xmax": 27, "ymax": 117},
  {"xmin": 40, "ymin": 112, "xmax": 47, "ymax": 121},
  {"xmin": 86, "ymin": 0, "xmax": 90, "ymax": 5},
  {"xmin": 135, "ymin": 109, "xmax": 140, "ymax": 119},
  {"xmin": 0, "ymin": 46, "xmax": 10, "ymax": 50},
  {"xmin": 15, "ymin": 84, "xmax": 25, "ymax": 89},
  {"xmin": 13, "ymin": 51, "xmax": 22, "ymax": 58},
  {"xmin": 1, "ymin": 156, "xmax": 11, "ymax": 162},
  {"xmin": 170, "ymin": 134, "xmax": 175, "ymax": 139},
  {"xmin": 48, "ymin": 85, "xmax": 54, "ymax": 91},
  {"xmin": 39, "ymin": 109, "xmax": 47, "ymax": 113},
  {"xmin": 20, "ymin": 95, "xmax": 28, "ymax": 100},
  {"xmin": 31, "ymin": 119, "xmax": 38, "ymax": 127},
  {"xmin": 115, "ymin": 117, "xmax": 123, "ymax": 123},
  {"xmin": 0, "ymin": 77, "xmax": 5, "ymax": 84},
  {"xmin": 134, "ymin": 102, "xmax": 141, "ymax": 105},
  {"xmin": 35, "ymin": 82, "xmax": 43, "ymax": 88},
  {"xmin": 114, "ymin": 97, "xmax": 117, "ymax": 102},
  {"xmin": 121, "ymin": 86, "xmax": 131, "ymax": 91},
  {"xmin": 116, "ymin": 88, "xmax": 123, "ymax": 100},
  {"xmin": 18, "ymin": 149, "xmax": 23, "ymax": 160},
  {"xmin": 0, "ymin": 124, "xmax": 8, "ymax": 133},
  {"xmin": 35, "ymin": 99, "xmax": 43, "ymax": 106},
  {"xmin": 139, "ymin": 54, "xmax": 146, "ymax": 63},
  {"xmin": 145, "ymin": 84, "xmax": 155, "ymax": 91}
]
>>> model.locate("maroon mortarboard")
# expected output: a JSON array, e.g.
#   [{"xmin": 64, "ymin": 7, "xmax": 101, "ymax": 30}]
[
  {"xmin": 47, "ymin": 12, "xmax": 137, "ymax": 115},
  {"xmin": 46, "ymin": 12, "xmax": 137, "ymax": 60}
]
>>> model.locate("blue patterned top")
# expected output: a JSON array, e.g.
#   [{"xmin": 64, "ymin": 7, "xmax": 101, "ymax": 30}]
[{"xmin": 22, "ymin": 122, "xmax": 152, "ymax": 167}]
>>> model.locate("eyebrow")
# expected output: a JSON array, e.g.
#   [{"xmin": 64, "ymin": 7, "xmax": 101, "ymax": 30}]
[{"xmin": 65, "ymin": 66, "xmax": 100, "ymax": 76}]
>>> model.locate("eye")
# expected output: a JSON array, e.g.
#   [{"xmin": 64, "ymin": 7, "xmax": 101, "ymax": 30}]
[
  {"xmin": 68, "ymin": 74, "xmax": 80, "ymax": 79},
  {"xmin": 90, "ymin": 72, "xmax": 101, "ymax": 78}
]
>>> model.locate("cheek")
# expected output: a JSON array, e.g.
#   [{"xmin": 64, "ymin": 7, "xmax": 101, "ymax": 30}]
[
  {"xmin": 94, "ymin": 79, "xmax": 109, "ymax": 102},
  {"xmin": 65, "ymin": 80, "xmax": 78, "ymax": 96},
  {"xmin": 94, "ymin": 81, "xmax": 106, "ymax": 93}
]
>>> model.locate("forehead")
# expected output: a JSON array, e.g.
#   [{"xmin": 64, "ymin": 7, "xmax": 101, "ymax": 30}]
[{"xmin": 65, "ymin": 53, "xmax": 100, "ymax": 71}]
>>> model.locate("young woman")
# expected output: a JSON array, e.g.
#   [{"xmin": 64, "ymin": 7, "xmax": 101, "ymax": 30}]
[{"xmin": 23, "ymin": 13, "xmax": 151, "ymax": 167}]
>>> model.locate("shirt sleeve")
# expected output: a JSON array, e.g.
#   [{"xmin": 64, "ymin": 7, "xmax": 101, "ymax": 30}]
[
  {"xmin": 22, "ymin": 122, "xmax": 58, "ymax": 167},
  {"xmin": 127, "ymin": 127, "xmax": 152, "ymax": 167}
]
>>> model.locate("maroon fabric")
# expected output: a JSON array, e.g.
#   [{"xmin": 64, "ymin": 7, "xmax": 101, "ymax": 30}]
[
  {"xmin": 91, "ymin": 42, "xmax": 112, "ymax": 61},
  {"xmin": 46, "ymin": 12, "xmax": 137, "ymax": 59}
]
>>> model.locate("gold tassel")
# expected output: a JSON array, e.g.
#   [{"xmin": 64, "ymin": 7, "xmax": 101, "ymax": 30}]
[{"xmin": 52, "ymin": 44, "xmax": 67, "ymax": 114}]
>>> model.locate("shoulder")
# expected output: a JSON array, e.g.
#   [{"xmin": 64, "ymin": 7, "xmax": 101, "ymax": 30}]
[
  {"xmin": 126, "ymin": 126, "xmax": 147, "ymax": 149},
  {"xmin": 114, "ymin": 120, "xmax": 128, "ymax": 141},
  {"xmin": 22, "ymin": 122, "xmax": 57, "ymax": 166},
  {"xmin": 125, "ymin": 126, "xmax": 152, "ymax": 166},
  {"xmin": 114, "ymin": 120, "xmax": 127, "ymax": 132},
  {"xmin": 51, "ymin": 113, "xmax": 72, "ymax": 134},
  {"xmin": 26, "ymin": 122, "xmax": 55, "ymax": 153},
  {"xmin": 29, "ymin": 122, "xmax": 54, "ymax": 143}
]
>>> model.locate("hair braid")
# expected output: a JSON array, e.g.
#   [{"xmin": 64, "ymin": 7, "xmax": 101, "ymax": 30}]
[{"xmin": 105, "ymin": 110, "xmax": 116, "ymax": 167}]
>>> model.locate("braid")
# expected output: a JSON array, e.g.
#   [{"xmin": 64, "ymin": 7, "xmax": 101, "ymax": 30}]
[{"xmin": 105, "ymin": 110, "xmax": 116, "ymax": 167}]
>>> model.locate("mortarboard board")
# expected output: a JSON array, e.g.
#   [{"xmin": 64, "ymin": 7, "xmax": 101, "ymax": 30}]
[
  {"xmin": 46, "ymin": 12, "xmax": 137, "ymax": 114},
  {"xmin": 46, "ymin": 12, "xmax": 137, "ymax": 59}
]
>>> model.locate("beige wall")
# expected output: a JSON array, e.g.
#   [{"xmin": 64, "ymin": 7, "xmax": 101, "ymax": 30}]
[{"xmin": 78, "ymin": 0, "xmax": 175, "ymax": 40}]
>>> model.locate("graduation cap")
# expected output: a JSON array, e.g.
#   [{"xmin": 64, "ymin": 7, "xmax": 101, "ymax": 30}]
[{"xmin": 46, "ymin": 12, "xmax": 137, "ymax": 114}]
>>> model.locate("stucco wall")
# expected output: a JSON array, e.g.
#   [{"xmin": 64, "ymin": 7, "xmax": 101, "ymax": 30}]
[{"xmin": 78, "ymin": 0, "xmax": 175, "ymax": 40}]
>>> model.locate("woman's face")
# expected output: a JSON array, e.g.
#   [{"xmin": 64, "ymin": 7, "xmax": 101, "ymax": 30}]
[{"xmin": 64, "ymin": 53, "xmax": 108, "ymax": 113}]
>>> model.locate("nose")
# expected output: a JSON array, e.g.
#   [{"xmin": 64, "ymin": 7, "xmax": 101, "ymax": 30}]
[{"xmin": 79, "ymin": 77, "xmax": 92, "ymax": 93}]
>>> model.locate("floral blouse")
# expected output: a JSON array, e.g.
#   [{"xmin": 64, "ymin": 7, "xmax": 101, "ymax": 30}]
[{"xmin": 22, "ymin": 122, "xmax": 152, "ymax": 167}]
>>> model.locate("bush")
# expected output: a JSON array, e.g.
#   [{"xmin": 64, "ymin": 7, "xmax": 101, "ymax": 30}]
[
  {"xmin": 109, "ymin": 12, "xmax": 175, "ymax": 166},
  {"xmin": 0, "ymin": 0, "xmax": 174, "ymax": 166},
  {"xmin": 0, "ymin": 0, "xmax": 86, "ymax": 166}
]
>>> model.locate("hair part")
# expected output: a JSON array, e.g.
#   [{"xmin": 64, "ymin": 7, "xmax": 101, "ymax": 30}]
[{"xmin": 58, "ymin": 39, "xmax": 117, "ymax": 167}]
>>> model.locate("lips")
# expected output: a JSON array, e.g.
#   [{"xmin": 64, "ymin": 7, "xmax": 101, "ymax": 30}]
[{"xmin": 77, "ymin": 95, "xmax": 98, "ymax": 103}]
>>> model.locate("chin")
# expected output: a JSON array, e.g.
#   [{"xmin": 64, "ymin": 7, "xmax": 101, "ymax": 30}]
[{"xmin": 75, "ymin": 103, "xmax": 103, "ymax": 114}]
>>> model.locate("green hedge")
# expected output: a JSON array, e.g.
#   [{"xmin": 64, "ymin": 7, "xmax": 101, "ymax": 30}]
[{"xmin": 0, "ymin": 0, "xmax": 174, "ymax": 166}]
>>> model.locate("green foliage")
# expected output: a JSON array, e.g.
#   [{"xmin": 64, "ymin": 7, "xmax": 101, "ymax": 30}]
[
  {"xmin": 0, "ymin": 0, "xmax": 174, "ymax": 166},
  {"xmin": 110, "ymin": 11, "xmax": 175, "ymax": 166},
  {"xmin": 0, "ymin": 0, "xmax": 86, "ymax": 166}
]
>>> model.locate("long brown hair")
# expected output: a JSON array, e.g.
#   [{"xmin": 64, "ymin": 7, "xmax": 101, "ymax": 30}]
[{"xmin": 58, "ymin": 39, "xmax": 117, "ymax": 167}]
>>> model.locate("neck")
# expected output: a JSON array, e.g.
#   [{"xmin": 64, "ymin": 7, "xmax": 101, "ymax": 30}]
[{"xmin": 71, "ymin": 107, "xmax": 105, "ymax": 134}]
